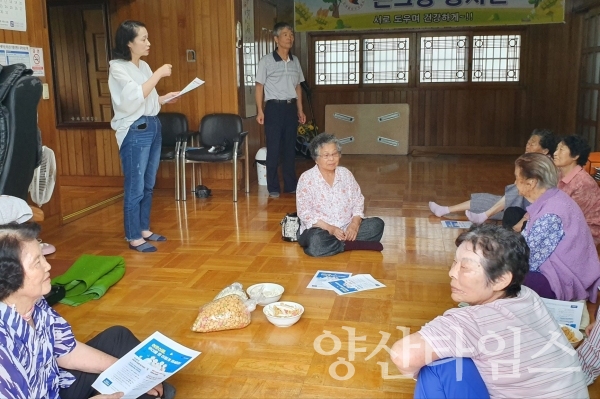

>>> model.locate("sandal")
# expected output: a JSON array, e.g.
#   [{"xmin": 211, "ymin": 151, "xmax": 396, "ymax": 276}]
[
  {"xmin": 142, "ymin": 233, "xmax": 167, "ymax": 242},
  {"xmin": 129, "ymin": 242, "xmax": 157, "ymax": 253}
]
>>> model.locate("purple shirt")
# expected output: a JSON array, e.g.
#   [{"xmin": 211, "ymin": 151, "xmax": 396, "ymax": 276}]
[
  {"xmin": 524, "ymin": 188, "xmax": 600, "ymax": 302},
  {"xmin": 0, "ymin": 298, "xmax": 76, "ymax": 398}
]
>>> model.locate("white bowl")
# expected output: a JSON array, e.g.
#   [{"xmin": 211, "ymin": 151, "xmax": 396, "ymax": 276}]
[
  {"xmin": 246, "ymin": 283, "xmax": 284, "ymax": 306},
  {"xmin": 263, "ymin": 301, "xmax": 304, "ymax": 328},
  {"xmin": 560, "ymin": 324, "xmax": 584, "ymax": 348}
]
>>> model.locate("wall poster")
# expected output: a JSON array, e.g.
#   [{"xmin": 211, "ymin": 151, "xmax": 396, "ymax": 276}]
[{"xmin": 0, "ymin": 0, "xmax": 26, "ymax": 32}]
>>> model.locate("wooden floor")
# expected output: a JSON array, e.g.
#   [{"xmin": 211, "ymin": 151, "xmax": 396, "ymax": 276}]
[{"xmin": 42, "ymin": 154, "xmax": 600, "ymax": 398}]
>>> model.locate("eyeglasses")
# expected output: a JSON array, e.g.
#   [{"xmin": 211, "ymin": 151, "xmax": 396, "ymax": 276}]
[{"xmin": 318, "ymin": 152, "xmax": 340, "ymax": 160}]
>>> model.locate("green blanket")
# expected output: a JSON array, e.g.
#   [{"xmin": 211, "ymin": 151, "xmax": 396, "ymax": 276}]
[{"xmin": 51, "ymin": 254, "xmax": 126, "ymax": 306}]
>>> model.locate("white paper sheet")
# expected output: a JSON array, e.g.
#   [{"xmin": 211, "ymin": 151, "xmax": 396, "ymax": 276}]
[
  {"xmin": 92, "ymin": 331, "xmax": 200, "ymax": 399},
  {"xmin": 163, "ymin": 77, "xmax": 204, "ymax": 103},
  {"xmin": 307, "ymin": 270, "xmax": 352, "ymax": 290},
  {"xmin": 541, "ymin": 298, "xmax": 585, "ymax": 330},
  {"xmin": 327, "ymin": 274, "xmax": 386, "ymax": 295}
]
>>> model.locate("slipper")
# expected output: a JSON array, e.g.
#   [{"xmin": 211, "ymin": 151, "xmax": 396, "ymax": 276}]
[
  {"xmin": 142, "ymin": 233, "xmax": 167, "ymax": 242},
  {"xmin": 129, "ymin": 242, "xmax": 157, "ymax": 253},
  {"xmin": 41, "ymin": 243, "xmax": 56, "ymax": 256}
]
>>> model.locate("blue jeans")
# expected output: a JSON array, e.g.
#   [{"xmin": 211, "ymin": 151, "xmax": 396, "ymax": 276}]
[
  {"xmin": 415, "ymin": 358, "xmax": 490, "ymax": 399},
  {"xmin": 119, "ymin": 116, "xmax": 161, "ymax": 241}
]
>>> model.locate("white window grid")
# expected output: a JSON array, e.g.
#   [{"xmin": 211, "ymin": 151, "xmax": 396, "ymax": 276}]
[
  {"xmin": 363, "ymin": 37, "xmax": 410, "ymax": 84},
  {"xmin": 314, "ymin": 39, "xmax": 360, "ymax": 85}
]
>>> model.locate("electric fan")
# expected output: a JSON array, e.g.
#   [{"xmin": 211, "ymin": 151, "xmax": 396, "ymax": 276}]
[
  {"xmin": 28, "ymin": 146, "xmax": 57, "ymax": 256},
  {"xmin": 29, "ymin": 146, "xmax": 56, "ymax": 207}
]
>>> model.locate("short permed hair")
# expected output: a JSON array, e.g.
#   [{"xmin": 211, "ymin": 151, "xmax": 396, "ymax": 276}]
[
  {"xmin": 112, "ymin": 20, "xmax": 146, "ymax": 61},
  {"xmin": 515, "ymin": 152, "xmax": 559, "ymax": 190},
  {"xmin": 309, "ymin": 133, "xmax": 342, "ymax": 161},
  {"xmin": 530, "ymin": 128, "xmax": 557, "ymax": 155},
  {"xmin": 456, "ymin": 224, "xmax": 530, "ymax": 298},
  {"xmin": 560, "ymin": 135, "xmax": 591, "ymax": 166},
  {"xmin": 0, "ymin": 223, "xmax": 41, "ymax": 301}
]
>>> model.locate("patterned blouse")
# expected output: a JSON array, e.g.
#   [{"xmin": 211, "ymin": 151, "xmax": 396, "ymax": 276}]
[
  {"xmin": 558, "ymin": 165, "xmax": 600, "ymax": 245},
  {"xmin": 521, "ymin": 213, "xmax": 565, "ymax": 272},
  {"xmin": 0, "ymin": 298, "xmax": 76, "ymax": 398},
  {"xmin": 296, "ymin": 165, "xmax": 364, "ymax": 234}
]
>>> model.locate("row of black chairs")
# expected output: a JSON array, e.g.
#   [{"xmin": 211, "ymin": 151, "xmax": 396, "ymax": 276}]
[{"xmin": 157, "ymin": 112, "xmax": 250, "ymax": 202}]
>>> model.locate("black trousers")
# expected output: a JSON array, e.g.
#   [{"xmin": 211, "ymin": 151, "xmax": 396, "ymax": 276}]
[
  {"xmin": 264, "ymin": 101, "xmax": 299, "ymax": 193},
  {"xmin": 59, "ymin": 326, "xmax": 158, "ymax": 399},
  {"xmin": 298, "ymin": 217, "xmax": 385, "ymax": 257}
]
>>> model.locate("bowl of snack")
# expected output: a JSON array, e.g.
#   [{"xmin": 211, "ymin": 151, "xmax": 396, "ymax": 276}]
[
  {"xmin": 560, "ymin": 324, "xmax": 584, "ymax": 348},
  {"xmin": 263, "ymin": 301, "xmax": 304, "ymax": 327},
  {"xmin": 246, "ymin": 283, "xmax": 284, "ymax": 306}
]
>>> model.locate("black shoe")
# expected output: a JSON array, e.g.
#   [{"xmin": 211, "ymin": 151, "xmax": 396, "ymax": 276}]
[{"xmin": 162, "ymin": 382, "xmax": 176, "ymax": 399}]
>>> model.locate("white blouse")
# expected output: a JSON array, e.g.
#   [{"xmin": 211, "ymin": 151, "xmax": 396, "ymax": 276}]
[{"xmin": 108, "ymin": 59, "xmax": 161, "ymax": 147}]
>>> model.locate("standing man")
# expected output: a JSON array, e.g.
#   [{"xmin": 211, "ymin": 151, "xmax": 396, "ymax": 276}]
[{"xmin": 255, "ymin": 22, "xmax": 306, "ymax": 198}]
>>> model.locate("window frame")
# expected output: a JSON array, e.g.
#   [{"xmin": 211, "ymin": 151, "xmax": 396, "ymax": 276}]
[{"xmin": 308, "ymin": 27, "xmax": 526, "ymax": 91}]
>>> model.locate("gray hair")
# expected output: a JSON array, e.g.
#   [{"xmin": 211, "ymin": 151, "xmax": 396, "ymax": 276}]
[
  {"xmin": 309, "ymin": 133, "xmax": 342, "ymax": 161},
  {"xmin": 273, "ymin": 22, "xmax": 293, "ymax": 37},
  {"xmin": 515, "ymin": 152, "xmax": 558, "ymax": 189}
]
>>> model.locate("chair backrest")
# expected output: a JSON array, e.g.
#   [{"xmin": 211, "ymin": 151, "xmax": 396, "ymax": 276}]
[
  {"xmin": 0, "ymin": 67, "xmax": 43, "ymax": 199},
  {"xmin": 157, "ymin": 112, "xmax": 189, "ymax": 147},
  {"xmin": 199, "ymin": 113, "xmax": 244, "ymax": 148}
]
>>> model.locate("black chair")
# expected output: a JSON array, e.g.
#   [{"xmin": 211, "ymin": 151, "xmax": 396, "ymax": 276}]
[
  {"xmin": 157, "ymin": 112, "xmax": 195, "ymax": 201},
  {"xmin": 180, "ymin": 113, "xmax": 249, "ymax": 202}
]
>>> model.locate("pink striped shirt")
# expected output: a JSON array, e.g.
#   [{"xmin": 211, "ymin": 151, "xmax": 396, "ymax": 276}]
[
  {"xmin": 578, "ymin": 307, "xmax": 600, "ymax": 385},
  {"xmin": 419, "ymin": 287, "xmax": 589, "ymax": 398}
]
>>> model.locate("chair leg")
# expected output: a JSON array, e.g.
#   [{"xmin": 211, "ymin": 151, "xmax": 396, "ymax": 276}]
[
  {"xmin": 181, "ymin": 160, "xmax": 187, "ymax": 201},
  {"xmin": 233, "ymin": 143, "xmax": 239, "ymax": 202},
  {"xmin": 244, "ymin": 140, "xmax": 250, "ymax": 194},
  {"xmin": 175, "ymin": 142, "xmax": 181, "ymax": 201}
]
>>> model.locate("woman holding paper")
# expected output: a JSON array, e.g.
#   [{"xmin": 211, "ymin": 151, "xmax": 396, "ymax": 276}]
[
  {"xmin": 0, "ymin": 222, "xmax": 175, "ymax": 399},
  {"xmin": 109, "ymin": 20, "xmax": 179, "ymax": 253}
]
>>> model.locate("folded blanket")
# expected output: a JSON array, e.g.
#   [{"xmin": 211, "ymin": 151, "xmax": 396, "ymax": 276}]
[{"xmin": 51, "ymin": 254, "xmax": 126, "ymax": 306}]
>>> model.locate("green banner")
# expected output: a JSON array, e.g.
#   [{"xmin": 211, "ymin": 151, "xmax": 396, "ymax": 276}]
[{"xmin": 295, "ymin": 0, "xmax": 564, "ymax": 31}]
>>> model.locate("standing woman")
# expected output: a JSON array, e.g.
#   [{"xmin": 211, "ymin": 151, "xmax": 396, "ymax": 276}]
[{"xmin": 109, "ymin": 20, "xmax": 179, "ymax": 252}]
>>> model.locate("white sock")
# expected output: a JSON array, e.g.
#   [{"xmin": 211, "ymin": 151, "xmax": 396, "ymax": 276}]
[
  {"xmin": 466, "ymin": 210, "xmax": 488, "ymax": 224},
  {"xmin": 429, "ymin": 202, "xmax": 449, "ymax": 217}
]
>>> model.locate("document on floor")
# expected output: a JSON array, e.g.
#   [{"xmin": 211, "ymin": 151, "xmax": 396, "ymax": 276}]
[
  {"xmin": 92, "ymin": 331, "xmax": 200, "ymax": 399},
  {"xmin": 163, "ymin": 77, "xmax": 204, "ymax": 103},
  {"xmin": 328, "ymin": 274, "xmax": 385, "ymax": 295},
  {"xmin": 307, "ymin": 270, "xmax": 352, "ymax": 290},
  {"xmin": 441, "ymin": 220, "xmax": 473, "ymax": 229},
  {"xmin": 541, "ymin": 298, "xmax": 585, "ymax": 330}
]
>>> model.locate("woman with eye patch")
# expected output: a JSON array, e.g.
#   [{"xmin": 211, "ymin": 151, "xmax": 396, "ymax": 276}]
[
  {"xmin": 390, "ymin": 224, "xmax": 589, "ymax": 399},
  {"xmin": 295, "ymin": 133, "xmax": 384, "ymax": 257}
]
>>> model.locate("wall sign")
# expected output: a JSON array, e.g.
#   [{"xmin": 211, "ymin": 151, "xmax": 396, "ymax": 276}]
[
  {"xmin": 0, "ymin": 0, "xmax": 26, "ymax": 32},
  {"xmin": 294, "ymin": 0, "xmax": 565, "ymax": 31}
]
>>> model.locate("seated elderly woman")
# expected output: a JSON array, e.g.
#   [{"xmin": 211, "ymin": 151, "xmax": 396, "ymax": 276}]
[
  {"xmin": 390, "ymin": 224, "xmax": 588, "ymax": 399},
  {"xmin": 515, "ymin": 153, "xmax": 600, "ymax": 303},
  {"xmin": 0, "ymin": 223, "xmax": 175, "ymax": 399},
  {"xmin": 296, "ymin": 133, "xmax": 384, "ymax": 257},
  {"xmin": 553, "ymin": 135, "xmax": 600, "ymax": 245},
  {"xmin": 429, "ymin": 129, "xmax": 556, "ymax": 227}
]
